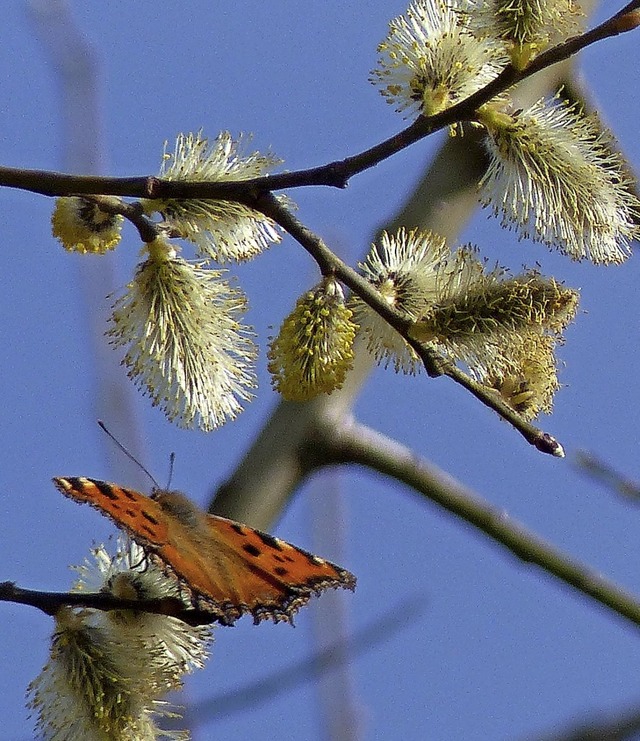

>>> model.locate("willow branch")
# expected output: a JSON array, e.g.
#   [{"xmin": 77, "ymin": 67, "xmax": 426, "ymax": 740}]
[
  {"xmin": 257, "ymin": 192, "xmax": 564, "ymax": 457},
  {"xmin": 81, "ymin": 194, "xmax": 159, "ymax": 243},
  {"xmin": 0, "ymin": 581, "xmax": 216, "ymax": 627},
  {"xmin": 310, "ymin": 417, "xmax": 640, "ymax": 630},
  {"xmin": 1, "ymin": 4, "xmax": 638, "ymax": 202}
]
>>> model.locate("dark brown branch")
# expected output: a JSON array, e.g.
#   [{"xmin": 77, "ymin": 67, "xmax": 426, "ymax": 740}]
[
  {"xmin": 81, "ymin": 195, "xmax": 159, "ymax": 243},
  {"xmin": 257, "ymin": 192, "xmax": 564, "ymax": 457},
  {"xmin": 0, "ymin": 4, "xmax": 638, "ymax": 202},
  {"xmin": 0, "ymin": 581, "xmax": 218, "ymax": 627}
]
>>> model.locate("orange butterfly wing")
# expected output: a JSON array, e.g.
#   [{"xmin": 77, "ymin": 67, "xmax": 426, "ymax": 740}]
[{"xmin": 53, "ymin": 477, "xmax": 355, "ymax": 625}]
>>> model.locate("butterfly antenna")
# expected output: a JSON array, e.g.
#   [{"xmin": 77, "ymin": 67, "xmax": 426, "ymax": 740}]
[
  {"xmin": 97, "ymin": 420, "xmax": 160, "ymax": 490},
  {"xmin": 167, "ymin": 452, "xmax": 176, "ymax": 490}
]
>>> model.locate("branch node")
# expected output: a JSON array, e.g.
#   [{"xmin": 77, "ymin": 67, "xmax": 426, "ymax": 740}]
[{"xmin": 145, "ymin": 176, "xmax": 162, "ymax": 198}]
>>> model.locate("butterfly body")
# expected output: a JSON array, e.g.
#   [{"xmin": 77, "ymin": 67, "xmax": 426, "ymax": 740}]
[{"xmin": 53, "ymin": 476, "xmax": 355, "ymax": 626}]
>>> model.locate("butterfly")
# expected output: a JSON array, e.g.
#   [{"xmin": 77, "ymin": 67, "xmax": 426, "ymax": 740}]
[{"xmin": 53, "ymin": 476, "xmax": 356, "ymax": 626}]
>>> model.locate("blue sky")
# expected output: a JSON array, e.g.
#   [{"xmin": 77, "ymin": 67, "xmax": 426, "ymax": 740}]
[{"xmin": 2, "ymin": 2, "xmax": 640, "ymax": 739}]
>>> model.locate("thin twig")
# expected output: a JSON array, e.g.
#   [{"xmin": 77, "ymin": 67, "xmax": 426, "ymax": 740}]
[
  {"xmin": 258, "ymin": 192, "xmax": 564, "ymax": 457},
  {"xmin": 82, "ymin": 195, "xmax": 159, "ymax": 243},
  {"xmin": 1, "ymin": 5, "xmax": 638, "ymax": 202},
  {"xmin": 0, "ymin": 581, "xmax": 217, "ymax": 626},
  {"xmin": 210, "ymin": 2, "xmax": 596, "ymax": 541},
  {"xmin": 575, "ymin": 451, "xmax": 640, "ymax": 502}
]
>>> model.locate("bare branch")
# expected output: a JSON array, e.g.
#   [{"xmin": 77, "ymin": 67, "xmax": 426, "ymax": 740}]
[
  {"xmin": 311, "ymin": 418, "xmax": 640, "ymax": 630},
  {"xmin": 0, "ymin": 581, "xmax": 216, "ymax": 626}
]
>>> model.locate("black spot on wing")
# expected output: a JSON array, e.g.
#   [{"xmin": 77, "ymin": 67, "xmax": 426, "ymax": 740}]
[
  {"xmin": 140, "ymin": 510, "xmax": 160, "ymax": 525},
  {"xmin": 91, "ymin": 479, "xmax": 121, "ymax": 502},
  {"xmin": 242, "ymin": 543, "xmax": 261, "ymax": 558}
]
